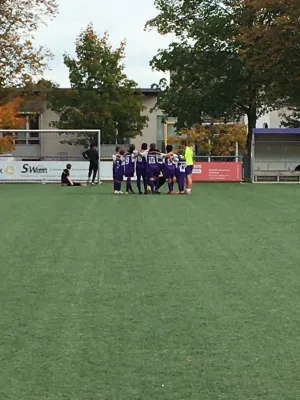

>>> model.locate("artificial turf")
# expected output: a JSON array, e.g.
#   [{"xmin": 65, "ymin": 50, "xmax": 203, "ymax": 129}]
[{"xmin": 1, "ymin": 183, "xmax": 300, "ymax": 399}]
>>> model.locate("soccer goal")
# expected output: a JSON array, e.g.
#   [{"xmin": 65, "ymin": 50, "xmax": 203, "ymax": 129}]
[{"xmin": 0, "ymin": 129, "xmax": 106, "ymax": 184}]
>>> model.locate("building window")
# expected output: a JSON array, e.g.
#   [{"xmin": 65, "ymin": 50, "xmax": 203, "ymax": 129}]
[
  {"xmin": 29, "ymin": 115, "xmax": 40, "ymax": 130},
  {"xmin": 101, "ymin": 137, "xmax": 129, "ymax": 145},
  {"xmin": 28, "ymin": 131, "xmax": 40, "ymax": 144},
  {"xmin": 15, "ymin": 115, "xmax": 40, "ymax": 145},
  {"xmin": 156, "ymin": 116, "xmax": 177, "ymax": 152},
  {"xmin": 15, "ymin": 131, "xmax": 27, "ymax": 145},
  {"xmin": 156, "ymin": 116, "xmax": 165, "ymax": 151},
  {"xmin": 263, "ymin": 123, "xmax": 269, "ymax": 129}
]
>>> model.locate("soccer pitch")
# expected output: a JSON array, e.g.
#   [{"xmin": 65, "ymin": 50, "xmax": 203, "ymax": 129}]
[{"xmin": 1, "ymin": 183, "xmax": 300, "ymax": 399}]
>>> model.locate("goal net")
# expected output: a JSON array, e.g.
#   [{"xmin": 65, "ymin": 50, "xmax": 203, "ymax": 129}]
[{"xmin": 0, "ymin": 129, "xmax": 110, "ymax": 184}]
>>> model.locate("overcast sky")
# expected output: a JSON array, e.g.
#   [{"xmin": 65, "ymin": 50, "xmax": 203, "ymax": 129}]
[{"xmin": 34, "ymin": 0, "xmax": 171, "ymax": 88}]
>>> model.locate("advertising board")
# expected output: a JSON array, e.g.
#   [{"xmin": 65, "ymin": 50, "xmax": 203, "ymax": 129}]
[{"xmin": 192, "ymin": 162, "xmax": 242, "ymax": 182}]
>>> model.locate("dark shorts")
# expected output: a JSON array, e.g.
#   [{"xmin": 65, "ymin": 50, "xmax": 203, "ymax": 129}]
[
  {"xmin": 163, "ymin": 166, "xmax": 176, "ymax": 179},
  {"xmin": 125, "ymin": 172, "xmax": 134, "ymax": 178},
  {"xmin": 164, "ymin": 171, "xmax": 175, "ymax": 179},
  {"xmin": 115, "ymin": 173, "xmax": 123, "ymax": 182},
  {"xmin": 185, "ymin": 165, "xmax": 193, "ymax": 176},
  {"xmin": 115, "ymin": 167, "xmax": 124, "ymax": 182},
  {"xmin": 113, "ymin": 165, "xmax": 117, "ymax": 179},
  {"xmin": 136, "ymin": 167, "xmax": 147, "ymax": 177},
  {"xmin": 147, "ymin": 168, "xmax": 160, "ymax": 178}
]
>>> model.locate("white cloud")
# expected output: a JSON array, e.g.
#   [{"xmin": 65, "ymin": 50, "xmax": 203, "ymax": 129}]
[{"xmin": 34, "ymin": 0, "xmax": 171, "ymax": 87}]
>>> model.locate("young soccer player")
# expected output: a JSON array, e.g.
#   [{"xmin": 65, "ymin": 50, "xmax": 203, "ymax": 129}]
[
  {"xmin": 147, "ymin": 143, "xmax": 161, "ymax": 194},
  {"xmin": 136, "ymin": 143, "xmax": 148, "ymax": 194},
  {"xmin": 61, "ymin": 164, "xmax": 86, "ymax": 186},
  {"xmin": 114, "ymin": 149, "xmax": 126, "ymax": 194},
  {"xmin": 124, "ymin": 144, "xmax": 137, "ymax": 194},
  {"xmin": 163, "ymin": 145, "xmax": 176, "ymax": 194},
  {"xmin": 180, "ymin": 140, "xmax": 194, "ymax": 194},
  {"xmin": 82, "ymin": 143, "xmax": 99, "ymax": 185},
  {"xmin": 175, "ymin": 150, "xmax": 187, "ymax": 194}
]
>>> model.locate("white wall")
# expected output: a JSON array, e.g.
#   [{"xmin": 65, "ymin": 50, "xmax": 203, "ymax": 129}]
[
  {"xmin": 40, "ymin": 110, "xmax": 86, "ymax": 160},
  {"xmin": 256, "ymin": 112, "xmax": 271, "ymax": 128},
  {"xmin": 254, "ymin": 108, "xmax": 295, "ymax": 129},
  {"xmin": 39, "ymin": 95, "xmax": 160, "ymax": 158},
  {"xmin": 132, "ymin": 95, "xmax": 160, "ymax": 149}
]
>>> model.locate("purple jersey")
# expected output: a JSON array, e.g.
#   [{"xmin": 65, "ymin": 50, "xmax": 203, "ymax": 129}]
[
  {"xmin": 136, "ymin": 151, "xmax": 147, "ymax": 171},
  {"xmin": 176, "ymin": 157, "xmax": 186, "ymax": 174},
  {"xmin": 147, "ymin": 152, "xmax": 161, "ymax": 178},
  {"xmin": 176, "ymin": 156, "xmax": 186, "ymax": 191},
  {"xmin": 124, "ymin": 152, "xmax": 136, "ymax": 177},
  {"xmin": 115, "ymin": 156, "xmax": 125, "ymax": 181},
  {"xmin": 147, "ymin": 152, "xmax": 160, "ymax": 170},
  {"xmin": 163, "ymin": 154, "xmax": 176, "ymax": 178}
]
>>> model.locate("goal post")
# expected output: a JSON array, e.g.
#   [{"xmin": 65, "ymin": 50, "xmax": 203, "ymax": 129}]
[{"xmin": 0, "ymin": 129, "xmax": 102, "ymax": 184}]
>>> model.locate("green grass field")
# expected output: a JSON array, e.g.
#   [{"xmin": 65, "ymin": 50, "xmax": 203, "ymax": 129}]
[{"xmin": 1, "ymin": 183, "xmax": 300, "ymax": 399}]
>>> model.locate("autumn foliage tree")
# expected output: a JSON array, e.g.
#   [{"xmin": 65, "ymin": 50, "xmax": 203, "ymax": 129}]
[
  {"xmin": 0, "ymin": 97, "xmax": 24, "ymax": 129},
  {"xmin": 167, "ymin": 124, "xmax": 247, "ymax": 157},
  {"xmin": 237, "ymin": 0, "xmax": 300, "ymax": 78},
  {"xmin": 235, "ymin": 0, "xmax": 300, "ymax": 127},
  {"xmin": 0, "ymin": 97, "xmax": 25, "ymax": 154},
  {"xmin": 0, "ymin": 135, "xmax": 15, "ymax": 154},
  {"xmin": 0, "ymin": 0, "xmax": 58, "ymax": 89}
]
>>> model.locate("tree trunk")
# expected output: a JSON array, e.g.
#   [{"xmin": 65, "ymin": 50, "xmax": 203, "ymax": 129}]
[{"xmin": 245, "ymin": 106, "xmax": 257, "ymax": 181}]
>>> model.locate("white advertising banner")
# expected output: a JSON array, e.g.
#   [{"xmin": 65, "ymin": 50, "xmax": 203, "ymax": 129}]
[{"xmin": 0, "ymin": 161, "xmax": 114, "ymax": 182}]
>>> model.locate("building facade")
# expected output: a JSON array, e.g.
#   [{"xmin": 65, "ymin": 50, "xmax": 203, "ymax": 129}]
[
  {"xmin": 4, "ymin": 87, "xmax": 251, "ymax": 161},
  {"xmin": 9, "ymin": 89, "xmax": 165, "ymax": 160}
]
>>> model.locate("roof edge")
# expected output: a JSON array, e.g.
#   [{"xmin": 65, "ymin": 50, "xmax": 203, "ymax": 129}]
[{"xmin": 253, "ymin": 128, "xmax": 300, "ymax": 134}]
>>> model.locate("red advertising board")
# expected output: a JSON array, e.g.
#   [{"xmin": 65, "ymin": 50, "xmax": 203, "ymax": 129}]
[{"xmin": 192, "ymin": 162, "xmax": 242, "ymax": 182}]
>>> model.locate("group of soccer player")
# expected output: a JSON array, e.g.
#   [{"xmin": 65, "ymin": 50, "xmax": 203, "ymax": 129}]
[{"xmin": 112, "ymin": 140, "xmax": 194, "ymax": 195}]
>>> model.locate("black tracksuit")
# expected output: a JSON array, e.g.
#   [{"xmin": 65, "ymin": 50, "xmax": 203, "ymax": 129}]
[{"xmin": 82, "ymin": 148, "xmax": 99, "ymax": 182}]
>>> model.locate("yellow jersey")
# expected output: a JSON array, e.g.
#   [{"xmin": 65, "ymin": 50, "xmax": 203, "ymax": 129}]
[{"xmin": 184, "ymin": 146, "xmax": 194, "ymax": 166}]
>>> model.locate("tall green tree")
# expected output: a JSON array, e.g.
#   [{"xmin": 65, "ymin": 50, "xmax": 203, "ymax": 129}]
[
  {"xmin": 146, "ymin": 0, "xmax": 291, "ymax": 176},
  {"xmin": 47, "ymin": 24, "xmax": 148, "ymax": 147},
  {"xmin": 0, "ymin": 0, "xmax": 58, "ymax": 90}
]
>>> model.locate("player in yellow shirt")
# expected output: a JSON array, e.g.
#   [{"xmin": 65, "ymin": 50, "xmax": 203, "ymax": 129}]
[{"xmin": 181, "ymin": 140, "xmax": 194, "ymax": 194}]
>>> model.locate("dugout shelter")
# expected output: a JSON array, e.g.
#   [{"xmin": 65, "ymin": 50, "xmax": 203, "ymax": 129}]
[{"xmin": 252, "ymin": 128, "xmax": 300, "ymax": 182}]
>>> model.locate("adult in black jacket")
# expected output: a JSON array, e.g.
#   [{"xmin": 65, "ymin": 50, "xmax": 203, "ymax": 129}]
[{"xmin": 82, "ymin": 143, "xmax": 99, "ymax": 185}]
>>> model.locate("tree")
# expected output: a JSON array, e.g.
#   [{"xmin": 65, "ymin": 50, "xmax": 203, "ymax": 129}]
[
  {"xmin": 235, "ymin": 0, "xmax": 300, "ymax": 127},
  {"xmin": 0, "ymin": 97, "xmax": 24, "ymax": 129},
  {"xmin": 47, "ymin": 24, "xmax": 148, "ymax": 147},
  {"xmin": 146, "ymin": 0, "xmax": 289, "ymax": 177},
  {"xmin": 167, "ymin": 124, "xmax": 247, "ymax": 157},
  {"xmin": 0, "ymin": 135, "xmax": 15, "ymax": 154},
  {"xmin": 236, "ymin": 0, "xmax": 300, "ymax": 79},
  {"xmin": 18, "ymin": 78, "xmax": 59, "ymax": 117},
  {"xmin": 0, "ymin": 0, "xmax": 58, "ymax": 90},
  {"xmin": 0, "ymin": 97, "xmax": 25, "ymax": 154}
]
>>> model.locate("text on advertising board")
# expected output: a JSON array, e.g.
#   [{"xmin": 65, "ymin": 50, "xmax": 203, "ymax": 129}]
[
  {"xmin": 192, "ymin": 162, "xmax": 242, "ymax": 182},
  {"xmin": 22, "ymin": 164, "xmax": 48, "ymax": 174}
]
